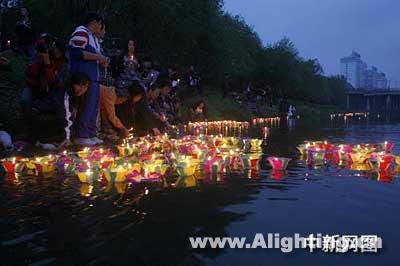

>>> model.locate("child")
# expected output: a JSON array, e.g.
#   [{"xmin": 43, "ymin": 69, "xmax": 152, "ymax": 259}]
[
  {"xmin": 59, "ymin": 72, "xmax": 91, "ymax": 147},
  {"xmin": 191, "ymin": 100, "xmax": 207, "ymax": 122}
]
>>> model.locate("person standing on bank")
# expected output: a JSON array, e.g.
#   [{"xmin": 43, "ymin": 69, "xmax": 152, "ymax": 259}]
[{"xmin": 68, "ymin": 12, "xmax": 109, "ymax": 146}]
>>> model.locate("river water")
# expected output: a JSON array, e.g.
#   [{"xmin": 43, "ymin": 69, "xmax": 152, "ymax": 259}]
[{"xmin": 1, "ymin": 118, "xmax": 400, "ymax": 266}]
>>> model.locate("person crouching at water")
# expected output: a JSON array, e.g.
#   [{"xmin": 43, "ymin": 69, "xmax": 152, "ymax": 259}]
[
  {"xmin": 133, "ymin": 79, "xmax": 172, "ymax": 137},
  {"xmin": 59, "ymin": 72, "xmax": 91, "ymax": 147},
  {"xmin": 191, "ymin": 100, "xmax": 207, "ymax": 122},
  {"xmin": 100, "ymin": 81, "xmax": 145, "ymax": 140}
]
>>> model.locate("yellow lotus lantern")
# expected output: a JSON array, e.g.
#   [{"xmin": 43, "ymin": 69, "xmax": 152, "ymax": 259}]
[
  {"xmin": 250, "ymin": 139, "xmax": 263, "ymax": 151},
  {"xmin": 77, "ymin": 148, "xmax": 91, "ymax": 159},
  {"xmin": 103, "ymin": 165, "xmax": 129, "ymax": 183},
  {"xmin": 349, "ymin": 152, "xmax": 370, "ymax": 164}
]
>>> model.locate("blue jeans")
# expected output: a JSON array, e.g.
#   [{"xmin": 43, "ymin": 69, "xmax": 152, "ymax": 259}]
[{"xmin": 76, "ymin": 81, "xmax": 99, "ymax": 138}]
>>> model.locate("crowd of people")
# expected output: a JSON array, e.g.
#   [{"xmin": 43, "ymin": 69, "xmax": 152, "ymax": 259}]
[
  {"xmin": 0, "ymin": 8, "xmax": 300, "ymax": 151},
  {"xmin": 5, "ymin": 11, "xmax": 206, "ymax": 147}
]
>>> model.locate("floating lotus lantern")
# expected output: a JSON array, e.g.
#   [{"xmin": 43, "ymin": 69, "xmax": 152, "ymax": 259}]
[
  {"xmin": 77, "ymin": 169, "xmax": 100, "ymax": 183},
  {"xmin": 103, "ymin": 165, "xmax": 129, "ymax": 183},
  {"xmin": 204, "ymin": 157, "xmax": 224, "ymax": 174},
  {"xmin": 77, "ymin": 148, "xmax": 92, "ymax": 159},
  {"xmin": 175, "ymin": 175, "xmax": 197, "ymax": 188},
  {"xmin": 377, "ymin": 170, "xmax": 393, "ymax": 183},
  {"xmin": 322, "ymin": 141, "xmax": 334, "ymax": 152},
  {"xmin": 143, "ymin": 161, "xmax": 168, "ymax": 177},
  {"xmin": 115, "ymin": 182, "xmax": 127, "ymax": 194},
  {"xmin": 118, "ymin": 143, "xmax": 136, "ymax": 157},
  {"xmin": 1, "ymin": 157, "xmax": 25, "ymax": 174},
  {"xmin": 230, "ymin": 137, "xmax": 240, "ymax": 146},
  {"xmin": 55, "ymin": 155, "xmax": 77, "ymax": 175},
  {"xmin": 297, "ymin": 143, "xmax": 311, "ymax": 155},
  {"xmin": 307, "ymin": 148, "xmax": 326, "ymax": 165},
  {"xmin": 250, "ymin": 139, "xmax": 263, "ymax": 151},
  {"xmin": 352, "ymin": 144, "xmax": 375, "ymax": 154},
  {"xmin": 242, "ymin": 153, "xmax": 261, "ymax": 170},
  {"xmin": 267, "ymin": 157, "xmax": 291, "ymax": 171},
  {"xmin": 33, "ymin": 155, "xmax": 56, "ymax": 174},
  {"xmin": 395, "ymin": 156, "xmax": 400, "ymax": 166},
  {"xmin": 271, "ymin": 169, "xmax": 285, "ymax": 180},
  {"xmin": 348, "ymin": 152, "xmax": 370, "ymax": 164},
  {"xmin": 229, "ymin": 154, "xmax": 245, "ymax": 173},
  {"xmin": 380, "ymin": 141, "xmax": 394, "ymax": 152},
  {"xmin": 176, "ymin": 162, "xmax": 196, "ymax": 177},
  {"xmin": 80, "ymin": 183, "xmax": 93, "ymax": 196},
  {"xmin": 126, "ymin": 170, "xmax": 142, "ymax": 183},
  {"xmin": 368, "ymin": 153, "xmax": 394, "ymax": 172},
  {"xmin": 350, "ymin": 163, "xmax": 371, "ymax": 172}
]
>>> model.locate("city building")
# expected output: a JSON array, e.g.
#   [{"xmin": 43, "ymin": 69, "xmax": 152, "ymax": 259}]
[
  {"xmin": 340, "ymin": 51, "xmax": 388, "ymax": 90},
  {"xmin": 340, "ymin": 51, "xmax": 363, "ymax": 89}
]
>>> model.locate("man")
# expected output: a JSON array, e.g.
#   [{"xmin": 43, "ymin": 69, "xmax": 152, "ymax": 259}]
[
  {"xmin": 134, "ymin": 79, "xmax": 171, "ymax": 137},
  {"xmin": 100, "ymin": 81, "xmax": 145, "ymax": 139},
  {"xmin": 68, "ymin": 12, "xmax": 108, "ymax": 146}
]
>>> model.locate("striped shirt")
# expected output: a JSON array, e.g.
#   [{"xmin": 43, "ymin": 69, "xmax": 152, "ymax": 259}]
[{"xmin": 69, "ymin": 25, "xmax": 100, "ymax": 53}]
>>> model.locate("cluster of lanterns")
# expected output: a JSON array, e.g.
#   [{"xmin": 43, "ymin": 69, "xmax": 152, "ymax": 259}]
[
  {"xmin": 252, "ymin": 117, "xmax": 281, "ymax": 126},
  {"xmin": 330, "ymin": 112, "xmax": 369, "ymax": 121},
  {"xmin": 185, "ymin": 120, "xmax": 250, "ymax": 136},
  {"xmin": 298, "ymin": 140, "xmax": 399, "ymax": 182},
  {"xmin": 1, "ymin": 134, "xmax": 277, "ymax": 187}
]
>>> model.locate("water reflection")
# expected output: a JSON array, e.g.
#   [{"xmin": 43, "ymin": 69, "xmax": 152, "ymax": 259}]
[{"xmin": 1, "ymin": 120, "xmax": 400, "ymax": 265}]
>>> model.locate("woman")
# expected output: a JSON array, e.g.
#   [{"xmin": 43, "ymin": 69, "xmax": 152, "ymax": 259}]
[
  {"xmin": 116, "ymin": 40, "xmax": 139, "ymax": 76},
  {"xmin": 191, "ymin": 100, "xmax": 207, "ymax": 122}
]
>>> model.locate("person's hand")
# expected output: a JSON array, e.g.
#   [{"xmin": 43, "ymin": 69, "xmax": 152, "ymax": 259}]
[
  {"xmin": 160, "ymin": 113, "xmax": 168, "ymax": 122},
  {"xmin": 98, "ymin": 55, "xmax": 109, "ymax": 66},
  {"xmin": 152, "ymin": 128, "xmax": 162, "ymax": 136},
  {"xmin": 120, "ymin": 127, "xmax": 130, "ymax": 138}
]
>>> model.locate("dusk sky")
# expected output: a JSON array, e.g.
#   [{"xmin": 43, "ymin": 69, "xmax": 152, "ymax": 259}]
[{"xmin": 224, "ymin": 0, "xmax": 399, "ymax": 85}]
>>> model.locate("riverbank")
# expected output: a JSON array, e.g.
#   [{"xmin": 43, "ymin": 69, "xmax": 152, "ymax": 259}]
[{"xmin": 0, "ymin": 55, "xmax": 343, "ymax": 134}]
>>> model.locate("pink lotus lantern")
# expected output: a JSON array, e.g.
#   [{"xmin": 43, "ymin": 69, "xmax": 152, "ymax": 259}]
[
  {"xmin": 229, "ymin": 155, "xmax": 245, "ymax": 172},
  {"xmin": 367, "ymin": 153, "xmax": 394, "ymax": 172},
  {"xmin": 267, "ymin": 157, "xmax": 291, "ymax": 171},
  {"xmin": 271, "ymin": 169, "xmax": 285, "ymax": 180},
  {"xmin": 381, "ymin": 141, "xmax": 394, "ymax": 152},
  {"xmin": 262, "ymin": 126, "xmax": 270, "ymax": 139},
  {"xmin": 377, "ymin": 170, "xmax": 393, "ymax": 183},
  {"xmin": 126, "ymin": 170, "xmax": 142, "ymax": 183},
  {"xmin": 323, "ymin": 142, "xmax": 334, "ymax": 152},
  {"xmin": 204, "ymin": 157, "xmax": 224, "ymax": 174},
  {"xmin": 378, "ymin": 154, "xmax": 394, "ymax": 171}
]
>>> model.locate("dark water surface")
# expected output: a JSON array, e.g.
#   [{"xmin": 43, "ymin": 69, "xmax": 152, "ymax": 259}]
[{"xmin": 1, "ymin": 119, "xmax": 400, "ymax": 266}]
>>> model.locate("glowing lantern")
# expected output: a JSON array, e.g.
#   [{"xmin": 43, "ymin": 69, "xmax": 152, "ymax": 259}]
[{"xmin": 267, "ymin": 157, "xmax": 291, "ymax": 171}]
